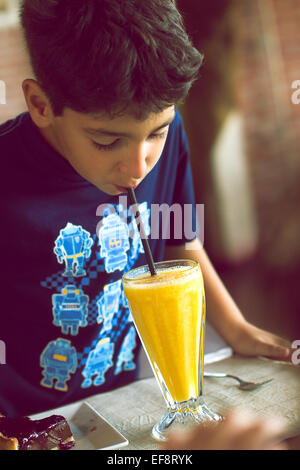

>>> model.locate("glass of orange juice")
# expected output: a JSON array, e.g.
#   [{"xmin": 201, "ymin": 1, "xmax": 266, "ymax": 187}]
[{"xmin": 122, "ymin": 259, "xmax": 222, "ymax": 441}]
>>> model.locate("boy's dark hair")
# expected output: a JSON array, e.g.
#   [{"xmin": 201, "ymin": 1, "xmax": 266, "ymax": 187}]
[{"xmin": 20, "ymin": 0, "xmax": 203, "ymax": 119}]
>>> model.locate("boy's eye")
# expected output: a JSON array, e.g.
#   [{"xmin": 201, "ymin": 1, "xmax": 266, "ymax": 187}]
[
  {"xmin": 92, "ymin": 140, "xmax": 120, "ymax": 152},
  {"xmin": 149, "ymin": 130, "xmax": 168, "ymax": 141},
  {"xmin": 91, "ymin": 129, "xmax": 168, "ymax": 152}
]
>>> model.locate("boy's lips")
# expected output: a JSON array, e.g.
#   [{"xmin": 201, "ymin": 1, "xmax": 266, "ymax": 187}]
[{"xmin": 114, "ymin": 184, "xmax": 138, "ymax": 192}]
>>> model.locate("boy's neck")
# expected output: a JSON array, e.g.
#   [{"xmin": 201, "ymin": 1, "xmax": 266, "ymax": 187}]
[{"xmin": 36, "ymin": 124, "xmax": 64, "ymax": 159}]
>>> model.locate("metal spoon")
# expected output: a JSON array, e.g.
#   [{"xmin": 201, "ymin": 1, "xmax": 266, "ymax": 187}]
[{"xmin": 204, "ymin": 371, "xmax": 273, "ymax": 391}]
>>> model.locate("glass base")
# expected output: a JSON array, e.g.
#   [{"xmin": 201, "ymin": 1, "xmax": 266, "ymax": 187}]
[{"xmin": 152, "ymin": 398, "xmax": 223, "ymax": 441}]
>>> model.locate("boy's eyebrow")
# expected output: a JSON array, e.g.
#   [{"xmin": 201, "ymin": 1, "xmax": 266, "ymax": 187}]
[{"xmin": 83, "ymin": 113, "xmax": 176, "ymax": 138}]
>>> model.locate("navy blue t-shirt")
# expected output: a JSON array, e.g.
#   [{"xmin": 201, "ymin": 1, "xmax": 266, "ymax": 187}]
[{"xmin": 0, "ymin": 109, "xmax": 197, "ymax": 417}]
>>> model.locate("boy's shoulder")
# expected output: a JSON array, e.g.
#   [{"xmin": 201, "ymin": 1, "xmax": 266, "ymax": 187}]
[
  {"xmin": 165, "ymin": 107, "xmax": 186, "ymax": 144},
  {"xmin": 173, "ymin": 107, "xmax": 184, "ymax": 128},
  {"xmin": 0, "ymin": 112, "xmax": 28, "ymax": 140},
  {"xmin": 166, "ymin": 107, "xmax": 189, "ymax": 155}
]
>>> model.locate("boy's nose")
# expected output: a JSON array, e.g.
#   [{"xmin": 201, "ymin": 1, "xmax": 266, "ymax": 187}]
[{"xmin": 119, "ymin": 146, "xmax": 148, "ymax": 180}]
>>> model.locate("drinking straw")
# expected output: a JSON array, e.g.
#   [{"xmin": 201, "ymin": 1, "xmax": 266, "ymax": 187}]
[{"xmin": 127, "ymin": 188, "xmax": 157, "ymax": 276}]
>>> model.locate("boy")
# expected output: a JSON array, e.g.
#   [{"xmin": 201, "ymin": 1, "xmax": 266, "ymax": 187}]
[{"xmin": 0, "ymin": 0, "xmax": 291, "ymax": 418}]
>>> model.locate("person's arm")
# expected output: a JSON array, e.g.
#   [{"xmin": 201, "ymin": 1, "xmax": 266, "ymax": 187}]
[{"xmin": 164, "ymin": 237, "xmax": 292, "ymax": 360}]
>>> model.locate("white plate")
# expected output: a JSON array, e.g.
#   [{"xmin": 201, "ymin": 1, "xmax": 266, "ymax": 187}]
[{"xmin": 30, "ymin": 401, "xmax": 129, "ymax": 450}]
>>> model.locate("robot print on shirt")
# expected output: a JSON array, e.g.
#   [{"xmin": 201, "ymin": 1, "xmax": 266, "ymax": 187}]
[
  {"xmin": 40, "ymin": 338, "xmax": 77, "ymax": 392},
  {"xmin": 54, "ymin": 222, "xmax": 94, "ymax": 277},
  {"xmin": 81, "ymin": 338, "xmax": 115, "ymax": 388},
  {"xmin": 96, "ymin": 279, "xmax": 122, "ymax": 333},
  {"xmin": 98, "ymin": 213, "xmax": 130, "ymax": 273},
  {"xmin": 115, "ymin": 326, "xmax": 137, "ymax": 375},
  {"xmin": 52, "ymin": 285, "xmax": 89, "ymax": 336},
  {"xmin": 39, "ymin": 201, "xmax": 150, "ymax": 392}
]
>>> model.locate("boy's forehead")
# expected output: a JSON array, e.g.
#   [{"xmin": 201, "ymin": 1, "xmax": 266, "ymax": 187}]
[
  {"xmin": 70, "ymin": 105, "xmax": 176, "ymax": 136},
  {"xmin": 87, "ymin": 105, "xmax": 175, "ymax": 125}
]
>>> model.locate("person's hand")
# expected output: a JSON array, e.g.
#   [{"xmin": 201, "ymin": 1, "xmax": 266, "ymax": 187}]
[
  {"xmin": 228, "ymin": 321, "xmax": 293, "ymax": 362},
  {"xmin": 161, "ymin": 410, "xmax": 288, "ymax": 450}
]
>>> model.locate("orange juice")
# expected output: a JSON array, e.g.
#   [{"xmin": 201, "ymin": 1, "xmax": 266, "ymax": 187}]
[{"xmin": 123, "ymin": 261, "xmax": 205, "ymax": 404}]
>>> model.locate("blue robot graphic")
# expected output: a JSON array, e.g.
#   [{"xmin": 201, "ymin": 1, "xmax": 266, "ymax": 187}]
[
  {"xmin": 98, "ymin": 213, "xmax": 130, "ymax": 273},
  {"xmin": 52, "ymin": 285, "xmax": 89, "ymax": 336},
  {"xmin": 97, "ymin": 280, "xmax": 122, "ymax": 332},
  {"xmin": 120, "ymin": 286, "xmax": 134, "ymax": 323},
  {"xmin": 115, "ymin": 326, "xmax": 137, "ymax": 375},
  {"xmin": 54, "ymin": 222, "xmax": 93, "ymax": 277},
  {"xmin": 121, "ymin": 286, "xmax": 129, "ymax": 309},
  {"xmin": 40, "ymin": 338, "xmax": 77, "ymax": 391},
  {"xmin": 129, "ymin": 202, "xmax": 151, "ymax": 262},
  {"xmin": 81, "ymin": 338, "xmax": 115, "ymax": 388}
]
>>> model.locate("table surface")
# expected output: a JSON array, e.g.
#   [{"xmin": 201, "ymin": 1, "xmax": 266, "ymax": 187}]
[{"xmin": 86, "ymin": 355, "xmax": 300, "ymax": 450}]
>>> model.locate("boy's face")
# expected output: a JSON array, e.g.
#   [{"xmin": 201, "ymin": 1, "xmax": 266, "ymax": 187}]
[{"xmin": 39, "ymin": 103, "xmax": 176, "ymax": 195}]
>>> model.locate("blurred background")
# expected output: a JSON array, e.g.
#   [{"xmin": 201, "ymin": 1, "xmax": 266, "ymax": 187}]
[
  {"xmin": 0, "ymin": 0, "xmax": 299, "ymax": 341},
  {"xmin": 176, "ymin": 0, "xmax": 300, "ymax": 342}
]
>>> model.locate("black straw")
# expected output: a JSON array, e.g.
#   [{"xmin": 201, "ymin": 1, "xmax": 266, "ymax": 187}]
[{"xmin": 127, "ymin": 188, "xmax": 157, "ymax": 276}]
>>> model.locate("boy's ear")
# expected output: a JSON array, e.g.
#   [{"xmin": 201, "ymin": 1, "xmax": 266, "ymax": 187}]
[{"xmin": 22, "ymin": 79, "xmax": 54, "ymax": 128}]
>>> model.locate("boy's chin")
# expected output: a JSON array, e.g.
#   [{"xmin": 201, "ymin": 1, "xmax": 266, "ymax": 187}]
[{"xmin": 97, "ymin": 183, "xmax": 127, "ymax": 196}]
